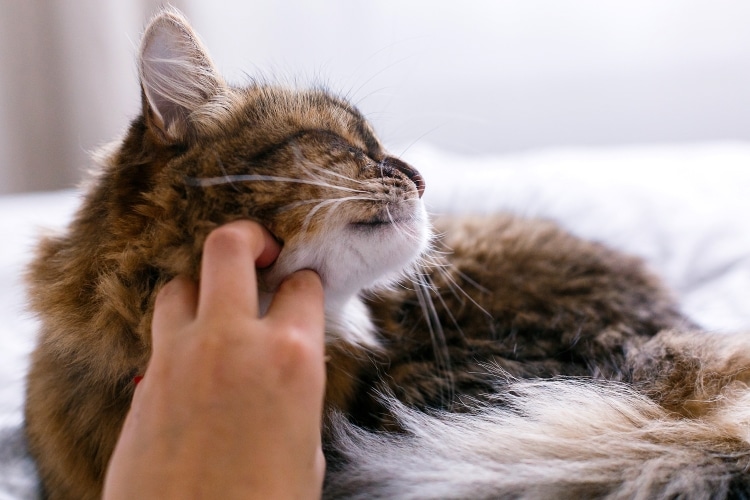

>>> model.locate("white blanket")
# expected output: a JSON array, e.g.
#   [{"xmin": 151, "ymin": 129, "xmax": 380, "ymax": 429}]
[{"xmin": 2, "ymin": 142, "xmax": 750, "ymax": 498}]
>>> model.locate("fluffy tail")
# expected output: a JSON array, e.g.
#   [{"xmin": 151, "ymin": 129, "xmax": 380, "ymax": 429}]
[{"xmin": 324, "ymin": 374, "xmax": 750, "ymax": 499}]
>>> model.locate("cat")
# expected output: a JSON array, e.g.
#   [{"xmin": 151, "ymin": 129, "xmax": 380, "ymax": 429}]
[{"xmin": 24, "ymin": 8, "xmax": 750, "ymax": 500}]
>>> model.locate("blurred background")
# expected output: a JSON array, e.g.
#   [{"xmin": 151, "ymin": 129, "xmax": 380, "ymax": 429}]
[{"xmin": 1, "ymin": 0, "xmax": 749, "ymax": 194}]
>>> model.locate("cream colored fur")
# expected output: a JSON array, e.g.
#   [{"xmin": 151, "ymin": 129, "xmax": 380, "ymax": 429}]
[{"xmin": 326, "ymin": 336, "xmax": 750, "ymax": 499}]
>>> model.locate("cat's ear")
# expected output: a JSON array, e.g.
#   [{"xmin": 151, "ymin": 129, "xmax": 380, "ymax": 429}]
[{"xmin": 139, "ymin": 9, "xmax": 228, "ymax": 143}]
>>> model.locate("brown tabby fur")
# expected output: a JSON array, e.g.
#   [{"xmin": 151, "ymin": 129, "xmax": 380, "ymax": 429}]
[
  {"xmin": 350, "ymin": 215, "xmax": 689, "ymax": 427},
  {"xmin": 24, "ymin": 9, "xmax": 750, "ymax": 500}
]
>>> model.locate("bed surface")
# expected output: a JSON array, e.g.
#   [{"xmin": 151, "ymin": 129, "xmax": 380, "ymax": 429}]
[{"xmin": 2, "ymin": 142, "xmax": 750, "ymax": 498}]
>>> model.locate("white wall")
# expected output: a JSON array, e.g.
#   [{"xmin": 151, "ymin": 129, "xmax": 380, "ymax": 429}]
[
  {"xmin": 1, "ymin": 0, "xmax": 749, "ymax": 193},
  {"xmin": 0, "ymin": 0, "xmax": 154, "ymax": 193}
]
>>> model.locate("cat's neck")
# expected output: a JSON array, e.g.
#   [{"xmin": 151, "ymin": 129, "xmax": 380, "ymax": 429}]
[
  {"xmin": 258, "ymin": 292, "xmax": 381, "ymax": 350},
  {"xmin": 325, "ymin": 296, "xmax": 381, "ymax": 349}
]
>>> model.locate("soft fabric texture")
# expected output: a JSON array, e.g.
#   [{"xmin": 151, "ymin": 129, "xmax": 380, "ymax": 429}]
[{"xmin": 2, "ymin": 142, "xmax": 750, "ymax": 498}]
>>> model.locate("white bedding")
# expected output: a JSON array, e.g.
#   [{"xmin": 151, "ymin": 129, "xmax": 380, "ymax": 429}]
[{"xmin": 2, "ymin": 142, "xmax": 750, "ymax": 498}]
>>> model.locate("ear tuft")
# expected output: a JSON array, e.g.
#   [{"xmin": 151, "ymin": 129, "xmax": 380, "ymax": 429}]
[{"xmin": 139, "ymin": 8, "xmax": 227, "ymax": 141}]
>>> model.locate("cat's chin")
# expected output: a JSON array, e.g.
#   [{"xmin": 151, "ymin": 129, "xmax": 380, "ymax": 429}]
[
  {"xmin": 348, "ymin": 212, "xmax": 410, "ymax": 230},
  {"xmin": 349, "ymin": 220, "xmax": 394, "ymax": 230},
  {"xmin": 348, "ymin": 200, "xmax": 423, "ymax": 231},
  {"xmin": 261, "ymin": 200, "xmax": 430, "ymax": 305},
  {"xmin": 347, "ymin": 218, "xmax": 412, "ymax": 233}
]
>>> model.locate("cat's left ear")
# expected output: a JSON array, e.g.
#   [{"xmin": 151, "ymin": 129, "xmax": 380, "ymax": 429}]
[{"xmin": 139, "ymin": 9, "xmax": 229, "ymax": 143}]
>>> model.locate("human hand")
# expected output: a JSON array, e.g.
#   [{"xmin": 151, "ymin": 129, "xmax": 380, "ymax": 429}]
[{"xmin": 103, "ymin": 221, "xmax": 326, "ymax": 499}]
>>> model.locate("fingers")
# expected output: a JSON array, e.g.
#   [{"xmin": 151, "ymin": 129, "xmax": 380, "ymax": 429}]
[
  {"xmin": 151, "ymin": 276, "xmax": 198, "ymax": 353},
  {"xmin": 198, "ymin": 221, "xmax": 281, "ymax": 318},
  {"xmin": 266, "ymin": 270, "xmax": 325, "ymax": 342}
]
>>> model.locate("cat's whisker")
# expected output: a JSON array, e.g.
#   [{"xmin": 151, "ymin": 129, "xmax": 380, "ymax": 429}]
[
  {"xmin": 321, "ymin": 198, "xmax": 353, "ymax": 229},
  {"xmin": 273, "ymin": 198, "xmax": 331, "ymax": 214},
  {"xmin": 393, "ymin": 225, "xmax": 457, "ymax": 404},
  {"xmin": 301, "ymin": 199, "xmax": 337, "ymax": 234},
  {"xmin": 428, "ymin": 255, "xmax": 493, "ymax": 320},
  {"xmin": 427, "ymin": 261, "xmax": 467, "ymax": 309},
  {"xmin": 289, "ymin": 141, "xmax": 369, "ymax": 189},
  {"xmin": 290, "ymin": 144, "xmax": 342, "ymax": 185},
  {"xmin": 384, "ymin": 206, "xmax": 401, "ymax": 222},
  {"xmin": 394, "ymin": 222, "xmax": 427, "ymax": 248},
  {"xmin": 275, "ymin": 194, "xmax": 380, "ymax": 220},
  {"xmin": 397, "ymin": 124, "xmax": 446, "ymax": 158},
  {"xmin": 387, "ymin": 207, "xmax": 425, "ymax": 244},
  {"xmin": 382, "ymin": 206, "xmax": 427, "ymax": 246},
  {"xmin": 453, "ymin": 268, "xmax": 491, "ymax": 295},
  {"xmin": 298, "ymin": 158, "xmax": 368, "ymax": 187},
  {"xmin": 417, "ymin": 255, "xmax": 454, "ymax": 268},
  {"xmin": 423, "ymin": 249, "xmax": 454, "ymax": 258},
  {"xmin": 214, "ymin": 154, "xmax": 241, "ymax": 193},
  {"xmin": 377, "ymin": 159, "xmax": 388, "ymax": 190},
  {"xmin": 348, "ymin": 55, "xmax": 416, "ymax": 106},
  {"xmin": 412, "ymin": 272, "xmax": 455, "ymax": 406},
  {"xmin": 299, "ymin": 195, "xmax": 379, "ymax": 234},
  {"xmin": 424, "ymin": 270, "xmax": 467, "ymax": 342},
  {"xmin": 430, "ymin": 235, "xmax": 493, "ymax": 300},
  {"xmin": 185, "ymin": 174, "xmax": 370, "ymax": 195},
  {"xmin": 432, "ymin": 265, "xmax": 466, "ymax": 305}
]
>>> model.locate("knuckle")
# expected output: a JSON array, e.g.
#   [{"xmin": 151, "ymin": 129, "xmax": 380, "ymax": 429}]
[
  {"xmin": 206, "ymin": 223, "xmax": 251, "ymax": 250},
  {"xmin": 272, "ymin": 327, "xmax": 321, "ymax": 371}
]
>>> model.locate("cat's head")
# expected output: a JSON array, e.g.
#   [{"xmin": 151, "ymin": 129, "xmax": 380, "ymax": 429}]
[{"xmin": 117, "ymin": 10, "xmax": 428, "ymax": 325}]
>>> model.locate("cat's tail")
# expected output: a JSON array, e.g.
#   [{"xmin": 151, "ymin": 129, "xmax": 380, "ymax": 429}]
[{"xmin": 324, "ymin": 370, "xmax": 750, "ymax": 499}]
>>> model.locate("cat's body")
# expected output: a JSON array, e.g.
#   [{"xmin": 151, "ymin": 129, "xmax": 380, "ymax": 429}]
[
  {"xmin": 338, "ymin": 213, "xmax": 689, "ymax": 429},
  {"xmin": 24, "ymin": 9, "xmax": 750, "ymax": 499}
]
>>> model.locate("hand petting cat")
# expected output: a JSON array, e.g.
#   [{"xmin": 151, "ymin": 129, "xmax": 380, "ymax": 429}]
[{"xmin": 103, "ymin": 220, "xmax": 326, "ymax": 500}]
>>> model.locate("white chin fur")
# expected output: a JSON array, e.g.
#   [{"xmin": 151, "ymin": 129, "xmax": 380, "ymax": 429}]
[
  {"xmin": 267, "ymin": 200, "xmax": 428, "ymax": 301},
  {"xmin": 261, "ymin": 199, "xmax": 429, "ymax": 346}
]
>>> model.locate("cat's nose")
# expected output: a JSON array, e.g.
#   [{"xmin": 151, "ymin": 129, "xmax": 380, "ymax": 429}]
[{"xmin": 382, "ymin": 157, "xmax": 425, "ymax": 198}]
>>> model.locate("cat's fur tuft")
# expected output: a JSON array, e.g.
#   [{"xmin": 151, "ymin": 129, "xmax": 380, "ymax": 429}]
[{"xmin": 325, "ymin": 359, "xmax": 750, "ymax": 499}]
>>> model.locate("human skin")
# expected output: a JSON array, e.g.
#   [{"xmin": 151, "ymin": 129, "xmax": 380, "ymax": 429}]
[{"xmin": 103, "ymin": 220, "xmax": 326, "ymax": 499}]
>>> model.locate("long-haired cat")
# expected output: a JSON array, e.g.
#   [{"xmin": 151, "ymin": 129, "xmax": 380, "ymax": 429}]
[{"xmin": 25, "ymin": 9, "xmax": 750, "ymax": 499}]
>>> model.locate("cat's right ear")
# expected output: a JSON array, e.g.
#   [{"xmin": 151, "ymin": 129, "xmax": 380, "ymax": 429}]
[{"xmin": 139, "ymin": 9, "xmax": 229, "ymax": 144}]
